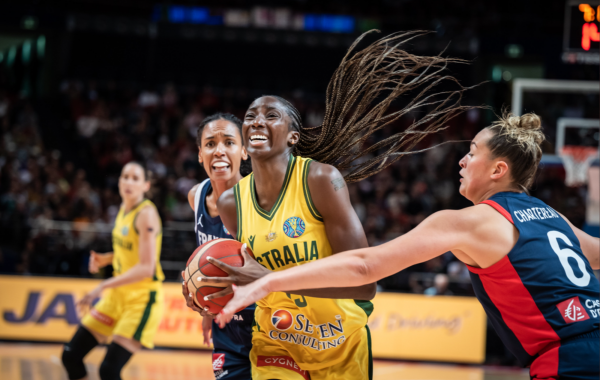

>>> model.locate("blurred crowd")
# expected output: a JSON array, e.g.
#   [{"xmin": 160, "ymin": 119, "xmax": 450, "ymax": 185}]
[{"xmin": 0, "ymin": 80, "xmax": 587, "ymax": 296}]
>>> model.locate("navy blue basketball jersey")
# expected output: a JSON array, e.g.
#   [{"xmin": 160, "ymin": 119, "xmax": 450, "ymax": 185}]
[
  {"xmin": 194, "ymin": 179, "xmax": 254, "ymax": 380},
  {"xmin": 468, "ymin": 191, "xmax": 599, "ymax": 367},
  {"xmin": 194, "ymin": 178, "xmax": 256, "ymax": 316}
]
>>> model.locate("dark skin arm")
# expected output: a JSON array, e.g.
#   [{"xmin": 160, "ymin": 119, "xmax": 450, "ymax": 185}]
[{"xmin": 206, "ymin": 163, "xmax": 376, "ymax": 301}]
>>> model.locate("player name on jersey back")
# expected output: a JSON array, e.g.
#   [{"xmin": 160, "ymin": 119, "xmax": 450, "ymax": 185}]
[{"xmin": 513, "ymin": 206, "xmax": 560, "ymax": 223}]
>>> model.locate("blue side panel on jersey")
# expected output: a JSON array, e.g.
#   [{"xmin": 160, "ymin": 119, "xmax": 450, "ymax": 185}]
[
  {"xmin": 488, "ymin": 193, "xmax": 600, "ymax": 341},
  {"xmin": 469, "ymin": 272, "xmax": 533, "ymax": 366}
]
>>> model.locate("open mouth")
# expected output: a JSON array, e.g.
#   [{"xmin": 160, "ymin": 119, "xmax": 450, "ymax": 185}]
[
  {"xmin": 249, "ymin": 134, "xmax": 268, "ymax": 145},
  {"xmin": 212, "ymin": 162, "xmax": 230, "ymax": 172}
]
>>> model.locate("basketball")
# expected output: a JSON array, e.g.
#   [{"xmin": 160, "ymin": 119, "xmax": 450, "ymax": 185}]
[{"xmin": 184, "ymin": 238, "xmax": 254, "ymax": 314}]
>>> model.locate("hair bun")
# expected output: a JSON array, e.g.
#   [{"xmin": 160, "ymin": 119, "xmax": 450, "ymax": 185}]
[{"xmin": 519, "ymin": 113, "xmax": 542, "ymax": 131}]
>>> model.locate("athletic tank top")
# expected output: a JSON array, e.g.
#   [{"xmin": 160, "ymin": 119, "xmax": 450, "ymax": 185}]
[
  {"xmin": 112, "ymin": 199, "xmax": 164, "ymax": 290},
  {"xmin": 194, "ymin": 179, "xmax": 255, "ymax": 315},
  {"xmin": 468, "ymin": 191, "xmax": 600, "ymax": 366},
  {"xmin": 234, "ymin": 155, "xmax": 373, "ymax": 370}
]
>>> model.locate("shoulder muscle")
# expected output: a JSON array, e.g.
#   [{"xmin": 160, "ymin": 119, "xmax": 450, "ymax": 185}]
[{"xmin": 188, "ymin": 184, "xmax": 201, "ymax": 211}]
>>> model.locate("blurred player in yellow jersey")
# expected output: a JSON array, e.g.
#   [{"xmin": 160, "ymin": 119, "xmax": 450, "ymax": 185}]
[{"xmin": 61, "ymin": 161, "xmax": 164, "ymax": 380}]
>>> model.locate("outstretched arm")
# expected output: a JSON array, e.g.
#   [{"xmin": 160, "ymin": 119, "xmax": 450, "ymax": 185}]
[{"xmin": 214, "ymin": 209, "xmax": 468, "ymax": 326}]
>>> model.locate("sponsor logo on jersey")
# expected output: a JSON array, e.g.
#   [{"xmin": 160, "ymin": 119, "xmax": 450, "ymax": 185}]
[
  {"xmin": 256, "ymin": 356, "xmax": 309, "ymax": 380},
  {"xmin": 557, "ymin": 296, "xmax": 590, "ymax": 323},
  {"xmin": 268, "ymin": 312, "xmax": 347, "ymax": 351},
  {"xmin": 585, "ymin": 299, "xmax": 600, "ymax": 318},
  {"xmin": 90, "ymin": 309, "xmax": 115, "ymax": 326},
  {"xmin": 272, "ymin": 309, "xmax": 293, "ymax": 330},
  {"xmin": 212, "ymin": 353, "xmax": 225, "ymax": 371},
  {"xmin": 121, "ymin": 226, "xmax": 129, "ymax": 236},
  {"xmin": 283, "ymin": 216, "xmax": 306, "ymax": 238},
  {"xmin": 248, "ymin": 235, "xmax": 256, "ymax": 250}
]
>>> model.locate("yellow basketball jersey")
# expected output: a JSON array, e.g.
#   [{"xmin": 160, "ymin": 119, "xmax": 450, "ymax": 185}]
[
  {"xmin": 235, "ymin": 155, "xmax": 373, "ymax": 370},
  {"xmin": 112, "ymin": 199, "xmax": 164, "ymax": 290}
]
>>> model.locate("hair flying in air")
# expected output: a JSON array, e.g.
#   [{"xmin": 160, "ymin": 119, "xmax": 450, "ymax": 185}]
[{"xmin": 270, "ymin": 30, "xmax": 484, "ymax": 183}]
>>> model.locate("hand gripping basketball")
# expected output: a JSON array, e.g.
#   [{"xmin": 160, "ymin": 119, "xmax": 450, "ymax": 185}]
[{"xmin": 200, "ymin": 243, "xmax": 271, "ymax": 301}]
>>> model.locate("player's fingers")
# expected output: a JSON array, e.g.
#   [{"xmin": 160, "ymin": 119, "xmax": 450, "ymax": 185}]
[
  {"xmin": 198, "ymin": 276, "xmax": 234, "ymax": 284},
  {"xmin": 206, "ymin": 257, "xmax": 234, "ymax": 273},
  {"xmin": 204, "ymin": 287, "xmax": 233, "ymax": 301},
  {"xmin": 216, "ymin": 309, "xmax": 234, "ymax": 328},
  {"xmin": 240, "ymin": 243, "xmax": 252, "ymax": 262}
]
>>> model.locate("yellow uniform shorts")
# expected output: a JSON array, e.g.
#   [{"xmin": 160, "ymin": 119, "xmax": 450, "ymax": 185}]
[
  {"xmin": 250, "ymin": 325, "xmax": 372, "ymax": 380},
  {"xmin": 81, "ymin": 286, "xmax": 163, "ymax": 349}
]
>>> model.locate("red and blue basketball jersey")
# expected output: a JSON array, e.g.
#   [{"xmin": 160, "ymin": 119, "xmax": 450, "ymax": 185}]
[{"xmin": 467, "ymin": 191, "xmax": 599, "ymax": 367}]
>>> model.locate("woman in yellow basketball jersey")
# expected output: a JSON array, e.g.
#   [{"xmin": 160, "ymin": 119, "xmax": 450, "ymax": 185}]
[
  {"xmin": 200, "ymin": 30, "xmax": 476, "ymax": 380},
  {"xmin": 214, "ymin": 96, "xmax": 377, "ymax": 380},
  {"xmin": 61, "ymin": 161, "xmax": 164, "ymax": 380}
]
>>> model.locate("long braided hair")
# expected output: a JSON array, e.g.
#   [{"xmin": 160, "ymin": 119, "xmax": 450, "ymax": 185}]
[{"xmin": 264, "ymin": 30, "xmax": 482, "ymax": 183}]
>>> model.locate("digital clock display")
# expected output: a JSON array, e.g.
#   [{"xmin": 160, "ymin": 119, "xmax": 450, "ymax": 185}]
[{"xmin": 564, "ymin": 1, "xmax": 600, "ymax": 52}]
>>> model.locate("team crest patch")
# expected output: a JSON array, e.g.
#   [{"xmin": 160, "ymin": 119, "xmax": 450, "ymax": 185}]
[
  {"xmin": 266, "ymin": 232, "xmax": 277, "ymax": 242},
  {"xmin": 121, "ymin": 226, "xmax": 129, "ymax": 236},
  {"xmin": 283, "ymin": 217, "xmax": 305, "ymax": 238},
  {"xmin": 223, "ymin": 225, "xmax": 230, "ymax": 235}
]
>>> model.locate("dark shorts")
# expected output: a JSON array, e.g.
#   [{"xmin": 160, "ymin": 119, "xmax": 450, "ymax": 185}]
[
  {"xmin": 211, "ymin": 309, "xmax": 254, "ymax": 380},
  {"xmin": 530, "ymin": 330, "xmax": 599, "ymax": 380}
]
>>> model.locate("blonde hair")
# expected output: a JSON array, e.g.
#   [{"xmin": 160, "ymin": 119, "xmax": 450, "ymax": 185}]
[{"xmin": 486, "ymin": 111, "xmax": 545, "ymax": 190}]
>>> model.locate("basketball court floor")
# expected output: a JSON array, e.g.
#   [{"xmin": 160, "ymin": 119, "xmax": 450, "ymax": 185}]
[{"xmin": 0, "ymin": 342, "xmax": 529, "ymax": 380}]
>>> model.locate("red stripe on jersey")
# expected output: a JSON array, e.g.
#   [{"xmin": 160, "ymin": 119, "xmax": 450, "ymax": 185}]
[
  {"xmin": 472, "ymin": 257, "xmax": 560, "ymax": 356},
  {"xmin": 480, "ymin": 200, "xmax": 514, "ymax": 224},
  {"xmin": 529, "ymin": 342, "xmax": 560, "ymax": 380}
]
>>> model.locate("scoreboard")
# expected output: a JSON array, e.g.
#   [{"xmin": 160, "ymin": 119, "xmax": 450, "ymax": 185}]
[{"xmin": 563, "ymin": 0, "xmax": 600, "ymax": 64}]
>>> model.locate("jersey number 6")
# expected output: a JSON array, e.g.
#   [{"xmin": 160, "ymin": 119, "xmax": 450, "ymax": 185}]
[{"xmin": 547, "ymin": 231, "xmax": 591, "ymax": 287}]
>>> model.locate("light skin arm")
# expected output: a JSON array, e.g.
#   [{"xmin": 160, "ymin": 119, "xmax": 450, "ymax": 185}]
[
  {"xmin": 214, "ymin": 207, "xmax": 504, "ymax": 326},
  {"xmin": 209, "ymin": 165, "xmax": 375, "ymax": 301},
  {"xmin": 78, "ymin": 206, "xmax": 160, "ymax": 310},
  {"xmin": 559, "ymin": 213, "xmax": 600, "ymax": 270}
]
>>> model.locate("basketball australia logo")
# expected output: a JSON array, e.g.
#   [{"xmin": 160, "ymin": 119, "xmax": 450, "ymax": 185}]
[
  {"xmin": 283, "ymin": 217, "xmax": 305, "ymax": 238},
  {"xmin": 271, "ymin": 309, "xmax": 293, "ymax": 331}
]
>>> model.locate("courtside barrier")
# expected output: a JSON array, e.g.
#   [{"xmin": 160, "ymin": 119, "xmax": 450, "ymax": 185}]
[{"xmin": 0, "ymin": 276, "xmax": 486, "ymax": 362}]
